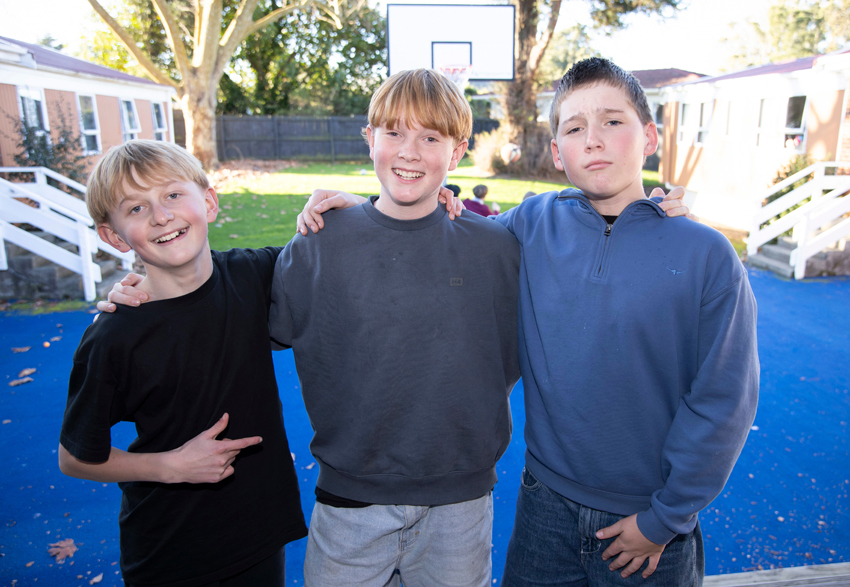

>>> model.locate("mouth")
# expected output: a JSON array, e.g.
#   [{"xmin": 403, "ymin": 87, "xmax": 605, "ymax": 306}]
[
  {"xmin": 585, "ymin": 160, "xmax": 611, "ymax": 171},
  {"xmin": 154, "ymin": 228, "xmax": 188, "ymax": 244},
  {"xmin": 393, "ymin": 169, "xmax": 424, "ymax": 180}
]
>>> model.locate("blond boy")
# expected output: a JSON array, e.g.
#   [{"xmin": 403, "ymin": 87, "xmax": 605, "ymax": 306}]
[
  {"xmin": 267, "ymin": 69, "xmax": 521, "ymax": 587},
  {"xmin": 59, "ymin": 140, "xmax": 307, "ymax": 586}
]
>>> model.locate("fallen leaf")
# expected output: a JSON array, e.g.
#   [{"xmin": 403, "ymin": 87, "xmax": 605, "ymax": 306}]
[
  {"xmin": 26, "ymin": 561, "xmax": 34, "ymax": 567},
  {"xmin": 306, "ymin": 462, "xmax": 315, "ymax": 470},
  {"xmin": 18, "ymin": 368, "xmax": 36, "ymax": 377},
  {"xmin": 90, "ymin": 572, "xmax": 103, "ymax": 584},
  {"xmin": 9, "ymin": 377, "xmax": 33, "ymax": 387},
  {"xmin": 229, "ymin": 234, "xmax": 239, "ymax": 239},
  {"xmin": 2, "ymin": 420, "xmax": 10, "ymax": 424},
  {"xmin": 50, "ymin": 336, "xmax": 61, "ymax": 342},
  {"xmin": 48, "ymin": 538, "xmax": 78, "ymax": 562},
  {"xmin": 11, "ymin": 347, "xmax": 30, "ymax": 353}
]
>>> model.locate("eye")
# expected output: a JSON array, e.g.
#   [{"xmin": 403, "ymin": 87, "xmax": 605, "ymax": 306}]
[
  {"xmin": 166, "ymin": 192, "xmax": 180, "ymax": 200},
  {"xmin": 129, "ymin": 205, "xmax": 142, "ymax": 214},
  {"xmin": 565, "ymin": 126, "xmax": 582, "ymax": 135},
  {"xmin": 606, "ymin": 120, "xmax": 622, "ymax": 126}
]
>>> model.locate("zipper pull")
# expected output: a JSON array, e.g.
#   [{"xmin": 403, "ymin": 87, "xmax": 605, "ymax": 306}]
[{"xmin": 604, "ymin": 223, "xmax": 612, "ymax": 237}]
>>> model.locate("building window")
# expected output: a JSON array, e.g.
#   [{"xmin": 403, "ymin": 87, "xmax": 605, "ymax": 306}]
[
  {"xmin": 677, "ymin": 103, "xmax": 691, "ymax": 144},
  {"xmin": 695, "ymin": 101, "xmax": 712, "ymax": 146},
  {"xmin": 18, "ymin": 87, "xmax": 49, "ymax": 135},
  {"xmin": 654, "ymin": 104, "xmax": 664, "ymax": 129},
  {"xmin": 152, "ymin": 102, "xmax": 168, "ymax": 141},
  {"xmin": 78, "ymin": 95, "xmax": 101, "ymax": 154},
  {"xmin": 784, "ymin": 95, "xmax": 806, "ymax": 152},
  {"xmin": 120, "ymin": 99, "xmax": 141, "ymax": 142},
  {"xmin": 756, "ymin": 99, "xmax": 766, "ymax": 147}
]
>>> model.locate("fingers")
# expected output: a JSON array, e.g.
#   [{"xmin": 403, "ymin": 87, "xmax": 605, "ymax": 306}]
[
  {"xmin": 220, "ymin": 435, "xmax": 263, "ymax": 451},
  {"xmin": 616, "ymin": 553, "xmax": 647, "ymax": 578},
  {"xmin": 203, "ymin": 413, "xmax": 229, "ymax": 439},
  {"xmin": 686, "ymin": 212, "xmax": 700, "ymax": 223},
  {"xmin": 642, "ymin": 553, "xmax": 661, "ymax": 579},
  {"xmin": 596, "ymin": 520, "xmax": 622, "ymax": 542},
  {"xmin": 663, "ymin": 185, "xmax": 685, "ymax": 201},
  {"xmin": 107, "ymin": 282, "xmax": 149, "ymax": 306},
  {"xmin": 122, "ymin": 273, "xmax": 144, "ymax": 287},
  {"xmin": 96, "ymin": 301, "xmax": 116, "ymax": 313}
]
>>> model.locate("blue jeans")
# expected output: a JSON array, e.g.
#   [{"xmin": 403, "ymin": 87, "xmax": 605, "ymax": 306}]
[
  {"xmin": 304, "ymin": 493, "xmax": 493, "ymax": 587},
  {"xmin": 501, "ymin": 468, "xmax": 703, "ymax": 587}
]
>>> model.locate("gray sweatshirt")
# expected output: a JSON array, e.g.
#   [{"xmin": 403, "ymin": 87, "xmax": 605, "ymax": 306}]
[{"xmin": 269, "ymin": 197, "xmax": 521, "ymax": 505}]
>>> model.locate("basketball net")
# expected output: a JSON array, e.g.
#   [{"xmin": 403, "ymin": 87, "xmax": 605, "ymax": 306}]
[{"xmin": 437, "ymin": 65, "xmax": 472, "ymax": 92}]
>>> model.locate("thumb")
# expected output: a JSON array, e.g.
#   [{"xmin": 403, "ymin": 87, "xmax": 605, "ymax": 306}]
[
  {"xmin": 204, "ymin": 413, "xmax": 229, "ymax": 438},
  {"xmin": 596, "ymin": 519, "xmax": 623, "ymax": 540}
]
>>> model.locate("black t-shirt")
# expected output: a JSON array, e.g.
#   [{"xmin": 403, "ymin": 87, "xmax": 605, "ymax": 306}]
[{"xmin": 60, "ymin": 248, "xmax": 307, "ymax": 587}]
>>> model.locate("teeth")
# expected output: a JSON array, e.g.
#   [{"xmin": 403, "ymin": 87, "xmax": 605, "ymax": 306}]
[
  {"xmin": 155, "ymin": 229, "xmax": 185, "ymax": 243},
  {"xmin": 394, "ymin": 169, "xmax": 424, "ymax": 180}
]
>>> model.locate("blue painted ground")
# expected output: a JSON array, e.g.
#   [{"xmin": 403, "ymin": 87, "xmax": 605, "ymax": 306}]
[{"xmin": 0, "ymin": 267, "xmax": 848, "ymax": 586}]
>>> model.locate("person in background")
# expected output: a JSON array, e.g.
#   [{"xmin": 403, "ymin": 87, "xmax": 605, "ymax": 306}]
[{"xmin": 464, "ymin": 184, "xmax": 500, "ymax": 216}]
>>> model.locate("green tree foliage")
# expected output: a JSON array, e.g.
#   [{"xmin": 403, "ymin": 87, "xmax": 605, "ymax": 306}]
[
  {"xmin": 5, "ymin": 104, "xmax": 90, "ymax": 184},
  {"xmin": 501, "ymin": 0, "xmax": 678, "ymax": 177},
  {"xmin": 537, "ymin": 24, "xmax": 601, "ymax": 86},
  {"xmin": 217, "ymin": 1, "xmax": 385, "ymax": 116},
  {"xmin": 725, "ymin": 0, "xmax": 850, "ymax": 70}
]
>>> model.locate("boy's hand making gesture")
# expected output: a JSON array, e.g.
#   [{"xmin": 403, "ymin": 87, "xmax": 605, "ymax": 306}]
[{"xmin": 59, "ymin": 413, "xmax": 261, "ymax": 484}]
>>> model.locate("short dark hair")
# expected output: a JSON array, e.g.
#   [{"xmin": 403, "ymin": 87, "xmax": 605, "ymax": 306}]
[
  {"xmin": 472, "ymin": 184, "xmax": 488, "ymax": 198},
  {"xmin": 445, "ymin": 184, "xmax": 461, "ymax": 198},
  {"xmin": 549, "ymin": 57, "xmax": 652, "ymax": 138}
]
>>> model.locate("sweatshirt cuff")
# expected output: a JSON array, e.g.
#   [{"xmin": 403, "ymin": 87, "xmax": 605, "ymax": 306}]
[{"xmin": 635, "ymin": 509, "xmax": 677, "ymax": 546}]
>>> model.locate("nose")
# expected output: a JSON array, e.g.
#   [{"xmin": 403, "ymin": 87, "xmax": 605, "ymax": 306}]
[
  {"xmin": 150, "ymin": 203, "xmax": 174, "ymax": 225},
  {"xmin": 397, "ymin": 137, "xmax": 421, "ymax": 161},
  {"xmin": 584, "ymin": 125, "xmax": 603, "ymax": 151}
]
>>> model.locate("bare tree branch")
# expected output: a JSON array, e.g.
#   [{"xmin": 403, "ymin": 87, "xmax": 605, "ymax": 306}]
[
  {"xmin": 194, "ymin": 0, "xmax": 225, "ymax": 73},
  {"xmin": 528, "ymin": 0, "xmax": 561, "ymax": 75},
  {"xmin": 84, "ymin": 0, "xmax": 179, "ymax": 89},
  {"xmin": 151, "ymin": 0, "xmax": 190, "ymax": 77}
]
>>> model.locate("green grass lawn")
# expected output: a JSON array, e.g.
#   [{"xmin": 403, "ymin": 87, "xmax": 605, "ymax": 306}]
[
  {"xmin": 209, "ymin": 159, "xmax": 571, "ymax": 251},
  {"xmin": 208, "ymin": 160, "xmax": 688, "ymax": 252}
]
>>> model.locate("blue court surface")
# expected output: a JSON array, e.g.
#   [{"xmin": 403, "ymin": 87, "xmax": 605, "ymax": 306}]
[{"xmin": 1, "ymin": 267, "xmax": 848, "ymax": 586}]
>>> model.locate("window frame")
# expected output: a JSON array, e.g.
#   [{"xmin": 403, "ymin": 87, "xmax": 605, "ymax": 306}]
[
  {"xmin": 694, "ymin": 101, "xmax": 712, "ymax": 147},
  {"xmin": 151, "ymin": 102, "xmax": 168, "ymax": 141},
  {"xmin": 783, "ymin": 95, "xmax": 807, "ymax": 153},
  {"xmin": 76, "ymin": 93, "xmax": 102, "ymax": 155},
  {"xmin": 120, "ymin": 98, "xmax": 142, "ymax": 142},
  {"xmin": 17, "ymin": 86, "xmax": 50, "ymax": 136}
]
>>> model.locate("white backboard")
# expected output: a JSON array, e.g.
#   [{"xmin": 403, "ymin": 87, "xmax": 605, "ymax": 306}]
[{"xmin": 387, "ymin": 4, "xmax": 515, "ymax": 81}]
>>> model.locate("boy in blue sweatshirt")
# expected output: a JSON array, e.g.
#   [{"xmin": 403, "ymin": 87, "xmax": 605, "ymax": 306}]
[{"xmin": 495, "ymin": 58, "xmax": 759, "ymax": 586}]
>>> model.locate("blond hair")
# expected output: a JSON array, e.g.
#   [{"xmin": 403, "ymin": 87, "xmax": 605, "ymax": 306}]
[
  {"xmin": 86, "ymin": 140, "xmax": 209, "ymax": 225},
  {"xmin": 367, "ymin": 69, "xmax": 473, "ymax": 144}
]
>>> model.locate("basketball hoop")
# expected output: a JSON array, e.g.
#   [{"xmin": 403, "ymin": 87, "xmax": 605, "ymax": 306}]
[{"xmin": 437, "ymin": 65, "xmax": 472, "ymax": 92}]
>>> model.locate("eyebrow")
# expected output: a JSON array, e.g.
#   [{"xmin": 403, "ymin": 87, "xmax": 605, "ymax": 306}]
[{"xmin": 561, "ymin": 107, "xmax": 626, "ymax": 125}]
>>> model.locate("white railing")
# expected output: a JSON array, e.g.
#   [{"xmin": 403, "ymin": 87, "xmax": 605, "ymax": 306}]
[
  {"xmin": 747, "ymin": 161, "xmax": 850, "ymax": 279},
  {"xmin": 0, "ymin": 167, "xmax": 134, "ymax": 301}
]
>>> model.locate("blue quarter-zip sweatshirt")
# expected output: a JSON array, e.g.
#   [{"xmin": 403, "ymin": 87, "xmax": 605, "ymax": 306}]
[{"xmin": 496, "ymin": 189, "xmax": 759, "ymax": 545}]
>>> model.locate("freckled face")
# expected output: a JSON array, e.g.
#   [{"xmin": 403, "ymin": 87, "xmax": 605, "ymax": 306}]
[
  {"xmin": 367, "ymin": 120, "xmax": 467, "ymax": 220},
  {"xmin": 551, "ymin": 83, "xmax": 657, "ymax": 214}
]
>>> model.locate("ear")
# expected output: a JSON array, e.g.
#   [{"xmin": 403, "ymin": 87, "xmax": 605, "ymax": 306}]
[
  {"xmin": 366, "ymin": 125, "xmax": 376, "ymax": 161},
  {"xmin": 97, "ymin": 224, "xmax": 132, "ymax": 253},
  {"xmin": 204, "ymin": 187, "xmax": 219, "ymax": 223},
  {"xmin": 643, "ymin": 121, "xmax": 659, "ymax": 157},
  {"xmin": 551, "ymin": 139, "xmax": 565, "ymax": 171},
  {"xmin": 447, "ymin": 139, "xmax": 468, "ymax": 172}
]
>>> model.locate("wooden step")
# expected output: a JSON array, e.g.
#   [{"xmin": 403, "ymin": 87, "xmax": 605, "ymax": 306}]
[{"xmin": 705, "ymin": 562, "xmax": 850, "ymax": 586}]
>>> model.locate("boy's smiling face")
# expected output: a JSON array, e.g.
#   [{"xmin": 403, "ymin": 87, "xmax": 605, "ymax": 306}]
[
  {"xmin": 98, "ymin": 177, "xmax": 218, "ymax": 277},
  {"xmin": 367, "ymin": 119, "xmax": 467, "ymax": 220},
  {"xmin": 551, "ymin": 82, "xmax": 658, "ymax": 215}
]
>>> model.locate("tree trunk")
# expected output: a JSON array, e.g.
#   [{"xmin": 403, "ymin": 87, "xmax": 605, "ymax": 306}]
[{"xmin": 180, "ymin": 84, "xmax": 219, "ymax": 170}]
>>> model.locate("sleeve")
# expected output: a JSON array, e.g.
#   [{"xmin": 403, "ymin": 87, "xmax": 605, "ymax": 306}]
[
  {"xmin": 636, "ymin": 247, "xmax": 760, "ymax": 545},
  {"xmin": 268, "ymin": 242, "xmax": 297, "ymax": 350},
  {"xmin": 242, "ymin": 246, "xmax": 285, "ymax": 308},
  {"xmin": 59, "ymin": 326, "xmax": 124, "ymax": 463}
]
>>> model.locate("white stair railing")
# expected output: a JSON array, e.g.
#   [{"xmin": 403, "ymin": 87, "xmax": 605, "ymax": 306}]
[
  {"xmin": 0, "ymin": 167, "xmax": 134, "ymax": 301},
  {"xmin": 747, "ymin": 161, "xmax": 850, "ymax": 279}
]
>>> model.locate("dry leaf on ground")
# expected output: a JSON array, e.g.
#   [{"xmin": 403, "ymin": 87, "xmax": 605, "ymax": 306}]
[
  {"xmin": 50, "ymin": 336, "xmax": 62, "ymax": 342},
  {"xmin": 11, "ymin": 347, "xmax": 30, "ymax": 353},
  {"xmin": 48, "ymin": 538, "xmax": 78, "ymax": 562},
  {"xmin": 9, "ymin": 377, "xmax": 33, "ymax": 387},
  {"xmin": 18, "ymin": 368, "xmax": 36, "ymax": 377},
  {"xmin": 90, "ymin": 572, "xmax": 103, "ymax": 584}
]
